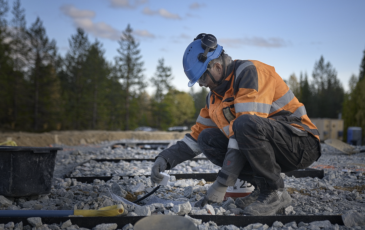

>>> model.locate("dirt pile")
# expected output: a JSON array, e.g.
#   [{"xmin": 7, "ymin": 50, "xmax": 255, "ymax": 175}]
[{"xmin": 0, "ymin": 130, "xmax": 189, "ymax": 147}]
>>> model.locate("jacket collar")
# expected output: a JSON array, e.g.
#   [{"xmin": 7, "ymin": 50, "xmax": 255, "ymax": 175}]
[{"xmin": 212, "ymin": 61, "xmax": 235, "ymax": 97}]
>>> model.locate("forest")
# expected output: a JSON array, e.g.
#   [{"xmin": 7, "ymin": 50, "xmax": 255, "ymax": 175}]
[{"xmin": 1, "ymin": 0, "xmax": 364, "ymax": 141}]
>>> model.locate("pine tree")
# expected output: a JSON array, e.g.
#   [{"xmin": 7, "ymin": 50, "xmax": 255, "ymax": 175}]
[
  {"xmin": 8, "ymin": 0, "xmax": 29, "ymax": 129},
  {"xmin": 299, "ymin": 72, "xmax": 313, "ymax": 116},
  {"xmin": 288, "ymin": 73, "xmax": 300, "ymax": 98},
  {"xmin": 343, "ymin": 49, "xmax": 365, "ymax": 142},
  {"xmin": 63, "ymin": 28, "xmax": 90, "ymax": 129},
  {"xmin": 311, "ymin": 56, "xmax": 344, "ymax": 118},
  {"xmin": 114, "ymin": 24, "xmax": 146, "ymax": 130},
  {"xmin": 150, "ymin": 58, "xmax": 174, "ymax": 128},
  {"xmin": 27, "ymin": 17, "xmax": 59, "ymax": 131},
  {"xmin": 359, "ymin": 49, "xmax": 365, "ymax": 81},
  {"xmin": 83, "ymin": 40, "xmax": 110, "ymax": 129},
  {"xmin": 0, "ymin": 0, "xmax": 14, "ymax": 129}
]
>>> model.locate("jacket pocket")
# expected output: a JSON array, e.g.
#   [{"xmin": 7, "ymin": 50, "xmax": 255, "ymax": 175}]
[{"xmin": 222, "ymin": 97, "xmax": 236, "ymax": 123}]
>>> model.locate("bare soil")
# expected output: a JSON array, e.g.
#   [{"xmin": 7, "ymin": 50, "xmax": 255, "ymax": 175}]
[{"xmin": 0, "ymin": 130, "xmax": 189, "ymax": 147}]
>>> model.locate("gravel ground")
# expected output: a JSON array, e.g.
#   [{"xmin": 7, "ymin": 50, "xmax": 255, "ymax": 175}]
[{"xmin": 1, "ymin": 139, "xmax": 365, "ymax": 230}]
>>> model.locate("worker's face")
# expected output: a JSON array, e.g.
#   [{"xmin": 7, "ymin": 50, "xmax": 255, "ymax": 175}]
[{"xmin": 198, "ymin": 63, "xmax": 223, "ymax": 91}]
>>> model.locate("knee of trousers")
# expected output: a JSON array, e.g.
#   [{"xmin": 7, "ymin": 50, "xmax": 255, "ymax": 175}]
[
  {"xmin": 197, "ymin": 128, "xmax": 216, "ymax": 151},
  {"xmin": 232, "ymin": 114, "xmax": 259, "ymax": 136}
]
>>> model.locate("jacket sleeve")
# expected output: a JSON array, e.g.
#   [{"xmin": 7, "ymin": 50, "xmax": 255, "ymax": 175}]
[
  {"xmin": 158, "ymin": 134, "xmax": 201, "ymax": 170},
  {"xmin": 228, "ymin": 61, "xmax": 275, "ymax": 137},
  {"xmin": 190, "ymin": 92, "xmax": 218, "ymax": 140}
]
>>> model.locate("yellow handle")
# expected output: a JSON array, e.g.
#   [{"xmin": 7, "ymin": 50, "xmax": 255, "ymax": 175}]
[
  {"xmin": 0, "ymin": 141, "xmax": 17, "ymax": 146},
  {"xmin": 74, "ymin": 204, "xmax": 124, "ymax": 217}
]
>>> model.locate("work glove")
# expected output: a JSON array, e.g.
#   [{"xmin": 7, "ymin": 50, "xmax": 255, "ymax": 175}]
[
  {"xmin": 151, "ymin": 157, "xmax": 167, "ymax": 184},
  {"xmin": 194, "ymin": 180, "xmax": 228, "ymax": 207}
]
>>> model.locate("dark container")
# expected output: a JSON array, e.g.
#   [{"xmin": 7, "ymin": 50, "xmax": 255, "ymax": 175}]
[{"xmin": 0, "ymin": 146, "xmax": 62, "ymax": 197}]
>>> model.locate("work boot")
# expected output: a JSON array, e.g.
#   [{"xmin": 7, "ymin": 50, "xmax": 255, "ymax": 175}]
[
  {"xmin": 234, "ymin": 186, "xmax": 260, "ymax": 209},
  {"xmin": 242, "ymin": 177, "xmax": 292, "ymax": 216}
]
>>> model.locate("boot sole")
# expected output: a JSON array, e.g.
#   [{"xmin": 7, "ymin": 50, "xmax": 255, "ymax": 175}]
[{"xmin": 242, "ymin": 194, "xmax": 292, "ymax": 216}]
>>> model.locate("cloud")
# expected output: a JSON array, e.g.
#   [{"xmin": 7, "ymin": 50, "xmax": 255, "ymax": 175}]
[
  {"xmin": 133, "ymin": 30, "xmax": 155, "ymax": 38},
  {"xmin": 109, "ymin": 0, "xmax": 148, "ymax": 9},
  {"xmin": 180, "ymin": 33, "xmax": 191, "ymax": 40},
  {"xmin": 60, "ymin": 5, "xmax": 95, "ymax": 18},
  {"xmin": 219, "ymin": 37, "xmax": 289, "ymax": 48},
  {"xmin": 189, "ymin": 3, "xmax": 205, "ymax": 9},
  {"xmin": 61, "ymin": 5, "xmax": 121, "ymax": 40},
  {"xmin": 142, "ymin": 7, "xmax": 181, "ymax": 19},
  {"xmin": 61, "ymin": 5, "xmax": 154, "ymax": 41}
]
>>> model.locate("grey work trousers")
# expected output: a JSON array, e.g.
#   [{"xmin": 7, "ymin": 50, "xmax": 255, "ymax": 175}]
[{"xmin": 197, "ymin": 114, "xmax": 321, "ymax": 190}]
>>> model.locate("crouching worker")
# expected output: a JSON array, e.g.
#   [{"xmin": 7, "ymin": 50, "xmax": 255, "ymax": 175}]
[{"xmin": 150, "ymin": 34, "xmax": 321, "ymax": 216}]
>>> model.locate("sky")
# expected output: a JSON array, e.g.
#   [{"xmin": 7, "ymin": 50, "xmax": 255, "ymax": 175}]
[{"xmin": 7, "ymin": 0, "xmax": 365, "ymax": 95}]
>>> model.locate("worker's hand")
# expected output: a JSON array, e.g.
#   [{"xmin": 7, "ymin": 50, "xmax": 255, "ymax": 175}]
[
  {"xmin": 151, "ymin": 157, "xmax": 167, "ymax": 184},
  {"xmin": 194, "ymin": 180, "xmax": 228, "ymax": 207}
]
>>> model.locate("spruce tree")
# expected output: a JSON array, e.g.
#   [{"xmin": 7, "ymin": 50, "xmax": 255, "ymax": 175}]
[
  {"xmin": 0, "ymin": 0, "xmax": 14, "ymax": 129},
  {"xmin": 150, "ymin": 58, "xmax": 173, "ymax": 128},
  {"xmin": 8, "ymin": 0, "xmax": 29, "ymax": 129},
  {"xmin": 27, "ymin": 17, "xmax": 59, "ymax": 131},
  {"xmin": 83, "ymin": 40, "xmax": 110, "ymax": 129},
  {"xmin": 359, "ymin": 49, "xmax": 365, "ymax": 81},
  {"xmin": 63, "ymin": 28, "xmax": 90, "ymax": 129},
  {"xmin": 311, "ymin": 56, "xmax": 344, "ymax": 118},
  {"xmin": 114, "ymin": 24, "xmax": 146, "ymax": 130}
]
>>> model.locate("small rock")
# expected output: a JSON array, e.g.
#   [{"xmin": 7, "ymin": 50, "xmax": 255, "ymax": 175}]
[
  {"xmin": 164, "ymin": 210, "xmax": 176, "ymax": 215},
  {"xmin": 184, "ymin": 186, "xmax": 194, "ymax": 198},
  {"xmin": 285, "ymin": 206, "xmax": 294, "ymax": 215},
  {"xmin": 204, "ymin": 204, "xmax": 215, "ymax": 215},
  {"xmin": 227, "ymin": 203, "xmax": 237, "ymax": 210},
  {"xmin": 60, "ymin": 220, "xmax": 72, "ymax": 229},
  {"xmin": 48, "ymin": 224, "xmax": 61, "ymax": 230},
  {"xmin": 131, "ymin": 183, "xmax": 145, "ymax": 193},
  {"xmin": 122, "ymin": 223, "xmax": 133, "ymax": 230},
  {"xmin": 92, "ymin": 223, "xmax": 117, "ymax": 230},
  {"xmin": 0, "ymin": 196, "xmax": 12, "ymax": 207},
  {"xmin": 272, "ymin": 221, "xmax": 283, "ymax": 228},
  {"xmin": 127, "ymin": 212, "xmax": 138, "ymax": 216},
  {"xmin": 184, "ymin": 215, "xmax": 202, "ymax": 225},
  {"xmin": 229, "ymin": 208, "xmax": 242, "ymax": 215},
  {"xmin": 172, "ymin": 201, "xmax": 192, "ymax": 215},
  {"xmin": 258, "ymin": 224, "xmax": 269, "ymax": 230},
  {"xmin": 284, "ymin": 221, "xmax": 297, "ymax": 228},
  {"xmin": 342, "ymin": 210, "xmax": 365, "ymax": 227},
  {"xmin": 252, "ymin": 223, "xmax": 263, "ymax": 229},
  {"xmin": 14, "ymin": 222, "xmax": 23, "ymax": 230},
  {"xmin": 27, "ymin": 217, "xmax": 42, "ymax": 228},
  {"xmin": 222, "ymin": 197, "xmax": 234, "ymax": 210},
  {"xmin": 134, "ymin": 206, "xmax": 151, "ymax": 216},
  {"xmin": 224, "ymin": 225, "xmax": 240, "ymax": 230},
  {"xmin": 164, "ymin": 202, "xmax": 174, "ymax": 208},
  {"xmin": 190, "ymin": 209, "xmax": 208, "ymax": 215},
  {"xmin": 5, "ymin": 222, "xmax": 14, "ymax": 229}
]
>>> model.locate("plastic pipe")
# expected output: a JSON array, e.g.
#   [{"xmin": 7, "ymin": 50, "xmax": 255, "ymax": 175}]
[{"xmin": 0, "ymin": 210, "xmax": 73, "ymax": 217}]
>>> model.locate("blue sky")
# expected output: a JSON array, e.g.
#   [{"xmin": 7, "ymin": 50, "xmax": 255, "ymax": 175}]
[{"xmin": 8, "ymin": 0, "xmax": 365, "ymax": 95}]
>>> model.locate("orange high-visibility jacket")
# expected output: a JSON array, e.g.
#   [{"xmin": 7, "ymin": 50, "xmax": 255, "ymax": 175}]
[{"xmin": 190, "ymin": 60, "xmax": 320, "ymax": 141}]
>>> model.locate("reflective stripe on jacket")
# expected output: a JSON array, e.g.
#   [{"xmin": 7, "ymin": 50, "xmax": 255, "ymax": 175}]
[{"xmin": 190, "ymin": 60, "xmax": 320, "ymax": 141}]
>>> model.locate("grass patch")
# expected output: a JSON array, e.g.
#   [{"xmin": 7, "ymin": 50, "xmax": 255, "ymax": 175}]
[{"xmin": 334, "ymin": 185, "xmax": 365, "ymax": 193}]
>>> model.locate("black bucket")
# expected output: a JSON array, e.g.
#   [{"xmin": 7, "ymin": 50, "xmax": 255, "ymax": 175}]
[{"xmin": 0, "ymin": 146, "xmax": 62, "ymax": 197}]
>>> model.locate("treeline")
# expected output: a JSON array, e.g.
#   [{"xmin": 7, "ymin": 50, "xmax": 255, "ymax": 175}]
[
  {"xmin": 0, "ymin": 0, "xmax": 198, "ymax": 132},
  {"xmin": 1, "ymin": 1, "xmax": 364, "ymax": 139},
  {"xmin": 288, "ymin": 53, "xmax": 365, "ymax": 141}
]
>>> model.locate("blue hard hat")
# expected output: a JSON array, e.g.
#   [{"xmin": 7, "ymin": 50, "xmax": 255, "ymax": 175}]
[{"xmin": 183, "ymin": 34, "xmax": 223, "ymax": 87}]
